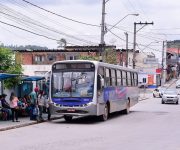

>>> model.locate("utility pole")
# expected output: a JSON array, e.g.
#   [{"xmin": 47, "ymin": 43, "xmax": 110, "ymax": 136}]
[
  {"xmin": 161, "ymin": 41, "xmax": 166, "ymax": 85},
  {"xmin": 99, "ymin": 0, "xmax": 106, "ymax": 62},
  {"xmin": 177, "ymin": 47, "xmax": 180, "ymax": 78},
  {"xmin": 132, "ymin": 22, "xmax": 154, "ymax": 69},
  {"xmin": 125, "ymin": 32, "xmax": 128, "ymax": 67}
]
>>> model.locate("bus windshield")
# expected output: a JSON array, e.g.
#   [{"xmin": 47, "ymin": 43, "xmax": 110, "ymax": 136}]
[{"xmin": 52, "ymin": 71, "xmax": 94, "ymax": 98}]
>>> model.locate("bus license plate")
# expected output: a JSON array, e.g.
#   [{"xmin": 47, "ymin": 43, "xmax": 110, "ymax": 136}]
[{"xmin": 67, "ymin": 108, "xmax": 75, "ymax": 112}]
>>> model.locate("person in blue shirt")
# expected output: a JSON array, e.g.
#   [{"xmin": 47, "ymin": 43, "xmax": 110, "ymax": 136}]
[{"xmin": 29, "ymin": 89, "xmax": 38, "ymax": 120}]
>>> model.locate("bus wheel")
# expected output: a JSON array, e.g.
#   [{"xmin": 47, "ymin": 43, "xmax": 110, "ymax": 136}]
[
  {"xmin": 64, "ymin": 115, "xmax": 73, "ymax": 122},
  {"xmin": 123, "ymin": 101, "xmax": 130, "ymax": 114},
  {"xmin": 100, "ymin": 103, "xmax": 109, "ymax": 121}
]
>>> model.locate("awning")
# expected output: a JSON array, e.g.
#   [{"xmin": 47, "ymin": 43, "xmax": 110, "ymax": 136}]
[
  {"xmin": 0, "ymin": 73, "xmax": 18, "ymax": 80},
  {"xmin": 22, "ymin": 76, "xmax": 45, "ymax": 81}
]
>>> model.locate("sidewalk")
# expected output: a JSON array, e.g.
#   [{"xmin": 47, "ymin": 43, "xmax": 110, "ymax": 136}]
[{"xmin": 0, "ymin": 114, "xmax": 63, "ymax": 132}]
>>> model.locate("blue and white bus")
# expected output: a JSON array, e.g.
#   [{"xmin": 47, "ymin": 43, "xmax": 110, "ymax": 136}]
[{"xmin": 49, "ymin": 60, "xmax": 139, "ymax": 121}]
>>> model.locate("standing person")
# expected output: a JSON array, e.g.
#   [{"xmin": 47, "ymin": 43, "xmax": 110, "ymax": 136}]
[
  {"xmin": 45, "ymin": 96, "xmax": 51, "ymax": 121},
  {"xmin": 37, "ymin": 90, "xmax": 45, "ymax": 121},
  {"xmin": 9, "ymin": 92, "xmax": 20, "ymax": 122},
  {"xmin": 34, "ymin": 85, "xmax": 39, "ymax": 98},
  {"xmin": 29, "ymin": 88, "xmax": 38, "ymax": 120}
]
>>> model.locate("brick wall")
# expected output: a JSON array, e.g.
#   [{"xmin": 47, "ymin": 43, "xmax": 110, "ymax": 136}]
[
  {"xmin": 19, "ymin": 52, "xmax": 66, "ymax": 65},
  {"xmin": 22, "ymin": 52, "xmax": 33, "ymax": 64}
]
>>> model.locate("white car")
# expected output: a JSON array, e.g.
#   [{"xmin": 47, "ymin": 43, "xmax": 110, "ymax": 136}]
[
  {"xmin": 153, "ymin": 87, "xmax": 167, "ymax": 98},
  {"xmin": 162, "ymin": 88, "xmax": 179, "ymax": 104},
  {"xmin": 176, "ymin": 80, "xmax": 180, "ymax": 88}
]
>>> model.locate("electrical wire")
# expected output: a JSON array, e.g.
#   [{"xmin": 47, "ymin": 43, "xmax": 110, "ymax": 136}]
[
  {"xmin": 0, "ymin": 3, "xmax": 98, "ymax": 45},
  {"xmin": 22, "ymin": 0, "xmax": 100, "ymax": 28},
  {"xmin": 0, "ymin": 20, "xmax": 58, "ymax": 41},
  {"xmin": 6, "ymin": 0, "xmax": 92, "ymax": 37}
]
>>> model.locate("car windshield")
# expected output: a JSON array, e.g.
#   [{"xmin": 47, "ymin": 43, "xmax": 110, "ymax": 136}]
[
  {"xmin": 159, "ymin": 87, "xmax": 166, "ymax": 91},
  {"xmin": 164, "ymin": 89, "xmax": 177, "ymax": 95},
  {"xmin": 176, "ymin": 80, "xmax": 180, "ymax": 84}
]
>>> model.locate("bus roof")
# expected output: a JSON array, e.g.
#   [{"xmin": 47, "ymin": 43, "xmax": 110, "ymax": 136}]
[{"xmin": 52, "ymin": 60, "xmax": 138, "ymax": 73}]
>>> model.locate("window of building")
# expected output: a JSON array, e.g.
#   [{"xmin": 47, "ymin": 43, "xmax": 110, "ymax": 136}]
[
  {"xmin": 48, "ymin": 54, "xmax": 56, "ymax": 61},
  {"xmin": 35, "ymin": 55, "xmax": 45, "ymax": 62},
  {"xmin": 67, "ymin": 55, "xmax": 78, "ymax": 60},
  {"xmin": 143, "ymin": 78, "xmax": 146, "ymax": 83}
]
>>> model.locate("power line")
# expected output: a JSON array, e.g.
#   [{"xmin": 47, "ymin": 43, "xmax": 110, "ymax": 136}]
[
  {"xmin": 0, "ymin": 20, "xmax": 59, "ymax": 41},
  {"xmin": 22, "ymin": 0, "xmax": 100, "ymax": 28},
  {"xmin": 5, "ymin": 0, "xmax": 90, "ymax": 37},
  {"xmin": 0, "ymin": 20, "xmax": 76, "ymax": 46},
  {"xmin": 0, "ymin": 3, "xmax": 98, "ymax": 45},
  {"xmin": 108, "ymin": 29, "xmax": 161, "ymax": 52},
  {"xmin": 152, "ymin": 27, "xmax": 180, "ymax": 30},
  {"xmin": 3, "ymin": 0, "xmax": 164, "ymax": 46}
]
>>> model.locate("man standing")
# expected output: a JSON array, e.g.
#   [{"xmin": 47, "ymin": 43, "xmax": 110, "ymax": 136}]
[{"xmin": 29, "ymin": 89, "xmax": 38, "ymax": 120}]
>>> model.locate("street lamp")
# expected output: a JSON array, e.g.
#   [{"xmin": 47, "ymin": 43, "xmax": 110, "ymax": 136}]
[
  {"xmin": 141, "ymin": 41, "xmax": 160, "ymax": 52},
  {"xmin": 107, "ymin": 13, "xmax": 139, "ymax": 32},
  {"xmin": 99, "ymin": 13, "xmax": 139, "ymax": 62}
]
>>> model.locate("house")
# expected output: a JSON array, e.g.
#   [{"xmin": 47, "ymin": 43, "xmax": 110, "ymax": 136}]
[{"xmin": 128, "ymin": 52, "xmax": 161, "ymax": 88}]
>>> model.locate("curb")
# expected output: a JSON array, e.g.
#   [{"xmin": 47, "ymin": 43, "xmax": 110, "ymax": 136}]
[
  {"xmin": 0, "ymin": 121, "xmax": 37, "ymax": 132},
  {"xmin": 139, "ymin": 97, "xmax": 149, "ymax": 101},
  {"xmin": 0, "ymin": 116, "xmax": 63, "ymax": 132}
]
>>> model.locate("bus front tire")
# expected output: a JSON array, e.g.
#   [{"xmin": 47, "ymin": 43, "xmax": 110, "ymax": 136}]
[
  {"xmin": 100, "ymin": 103, "xmax": 109, "ymax": 121},
  {"xmin": 64, "ymin": 115, "xmax": 73, "ymax": 122}
]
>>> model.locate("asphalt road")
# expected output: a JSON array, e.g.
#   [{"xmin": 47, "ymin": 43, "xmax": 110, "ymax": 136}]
[{"xmin": 1, "ymin": 91, "xmax": 180, "ymax": 150}]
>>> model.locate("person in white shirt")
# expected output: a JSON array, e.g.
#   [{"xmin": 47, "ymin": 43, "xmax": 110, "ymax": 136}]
[{"xmin": 37, "ymin": 90, "xmax": 45, "ymax": 120}]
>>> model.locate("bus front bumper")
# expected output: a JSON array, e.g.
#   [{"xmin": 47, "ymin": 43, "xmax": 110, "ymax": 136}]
[{"xmin": 49, "ymin": 103, "xmax": 97, "ymax": 117}]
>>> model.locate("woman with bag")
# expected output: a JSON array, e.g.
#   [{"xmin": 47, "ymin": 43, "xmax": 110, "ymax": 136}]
[{"xmin": 10, "ymin": 92, "xmax": 20, "ymax": 122}]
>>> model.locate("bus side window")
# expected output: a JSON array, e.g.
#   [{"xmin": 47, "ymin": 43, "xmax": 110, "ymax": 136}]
[
  {"xmin": 98, "ymin": 67, "xmax": 105, "ymax": 87},
  {"xmin": 117, "ymin": 70, "xmax": 122, "ymax": 86},
  {"xmin": 105, "ymin": 68, "xmax": 110, "ymax": 86},
  {"xmin": 134, "ymin": 73, "xmax": 138, "ymax": 86},
  {"xmin": 122, "ymin": 71, "xmax": 127, "ymax": 86},
  {"xmin": 127, "ymin": 71, "xmax": 131, "ymax": 86},
  {"xmin": 97, "ymin": 74, "xmax": 104, "ymax": 90},
  {"xmin": 111, "ymin": 69, "xmax": 116, "ymax": 86}
]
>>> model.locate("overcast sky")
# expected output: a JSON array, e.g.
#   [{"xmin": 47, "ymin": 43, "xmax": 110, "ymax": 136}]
[{"xmin": 0, "ymin": 0, "xmax": 180, "ymax": 58}]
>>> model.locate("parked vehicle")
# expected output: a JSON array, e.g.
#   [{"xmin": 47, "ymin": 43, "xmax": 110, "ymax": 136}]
[
  {"xmin": 153, "ymin": 87, "xmax": 167, "ymax": 98},
  {"xmin": 176, "ymin": 80, "xmax": 180, "ymax": 88},
  {"xmin": 161, "ymin": 88, "xmax": 179, "ymax": 104}
]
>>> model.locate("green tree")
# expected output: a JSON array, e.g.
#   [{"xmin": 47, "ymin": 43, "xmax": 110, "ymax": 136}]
[
  {"xmin": 0, "ymin": 47, "xmax": 23, "ymax": 88},
  {"xmin": 105, "ymin": 48, "xmax": 117, "ymax": 64},
  {"xmin": 79, "ymin": 55, "xmax": 99, "ymax": 61}
]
